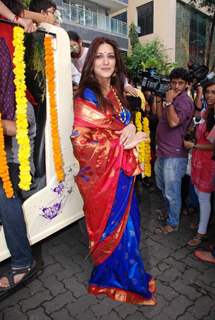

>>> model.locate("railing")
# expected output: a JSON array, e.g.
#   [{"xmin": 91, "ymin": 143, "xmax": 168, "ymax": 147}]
[
  {"xmin": 117, "ymin": 0, "xmax": 128, "ymax": 4},
  {"xmin": 59, "ymin": 3, "xmax": 128, "ymax": 36}
]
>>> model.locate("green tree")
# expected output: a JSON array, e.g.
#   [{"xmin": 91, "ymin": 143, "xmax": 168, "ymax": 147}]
[
  {"xmin": 128, "ymin": 23, "xmax": 139, "ymax": 49},
  {"xmin": 126, "ymin": 39, "xmax": 175, "ymax": 83},
  {"xmin": 189, "ymin": 0, "xmax": 215, "ymax": 69},
  {"xmin": 22, "ymin": 0, "xmax": 31, "ymax": 9}
]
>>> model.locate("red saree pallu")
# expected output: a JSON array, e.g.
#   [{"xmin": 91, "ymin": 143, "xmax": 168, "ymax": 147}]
[{"xmin": 71, "ymin": 90, "xmax": 156, "ymax": 305}]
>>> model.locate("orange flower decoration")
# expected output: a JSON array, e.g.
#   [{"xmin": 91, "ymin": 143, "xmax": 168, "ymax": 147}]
[
  {"xmin": 0, "ymin": 114, "xmax": 14, "ymax": 198},
  {"xmin": 44, "ymin": 36, "xmax": 64, "ymax": 182}
]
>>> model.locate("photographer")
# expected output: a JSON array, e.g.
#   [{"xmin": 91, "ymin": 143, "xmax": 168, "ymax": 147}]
[
  {"xmin": 184, "ymin": 79, "xmax": 215, "ymax": 246},
  {"xmin": 154, "ymin": 67, "xmax": 194, "ymax": 234},
  {"xmin": 188, "ymin": 62, "xmax": 215, "ymax": 112}
]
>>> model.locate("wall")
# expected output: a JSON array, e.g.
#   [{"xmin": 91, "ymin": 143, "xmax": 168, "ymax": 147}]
[{"xmin": 127, "ymin": 0, "xmax": 177, "ymax": 62}]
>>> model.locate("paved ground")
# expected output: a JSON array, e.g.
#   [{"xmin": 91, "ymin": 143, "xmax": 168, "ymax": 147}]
[{"xmin": 0, "ymin": 182, "xmax": 215, "ymax": 320}]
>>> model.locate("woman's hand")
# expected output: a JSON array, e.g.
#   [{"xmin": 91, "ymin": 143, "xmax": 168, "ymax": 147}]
[
  {"xmin": 124, "ymin": 84, "xmax": 138, "ymax": 97},
  {"xmin": 18, "ymin": 17, "xmax": 37, "ymax": 33},
  {"xmin": 116, "ymin": 123, "xmax": 136, "ymax": 146},
  {"xmin": 124, "ymin": 132, "xmax": 149, "ymax": 150},
  {"xmin": 184, "ymin": 140, "xmax": 194, "ymax": 149}
]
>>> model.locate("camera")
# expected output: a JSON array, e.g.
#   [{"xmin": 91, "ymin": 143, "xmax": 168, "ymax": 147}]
[
  {"xmin": 140, "ymin": 68, "xmax": 170, "ymax": 98},
  {"xmin": 184, "ymin": 115, "xmax": 201, "ymax": 142},
  {"xmin": 188, "ymin": 63, "xmax": 215, "ymax": 88}
]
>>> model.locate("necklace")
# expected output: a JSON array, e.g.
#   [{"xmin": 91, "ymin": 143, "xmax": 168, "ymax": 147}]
[{"xmin": 111, "ymin": 87, "xmax": 131, "ymax": 125}]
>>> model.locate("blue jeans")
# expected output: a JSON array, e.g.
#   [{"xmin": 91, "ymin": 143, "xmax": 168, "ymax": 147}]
[
  {"xmin": 0, "ymin": 164, "xmax": 32, "ymax": 268},
  {"xmin": 188, "ymin": 182, "xmax": 199, "ymax": 209},
  {"xmin": 155, "ymin": 157, "xmax": 187, "ymax": 227}
]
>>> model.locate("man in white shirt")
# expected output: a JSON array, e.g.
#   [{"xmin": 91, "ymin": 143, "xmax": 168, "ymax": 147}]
[{"xmin": 68, "ymin": 30, "xmax": 88, "ymax": 74}]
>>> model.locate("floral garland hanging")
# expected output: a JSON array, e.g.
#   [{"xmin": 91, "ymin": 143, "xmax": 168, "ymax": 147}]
[
  {"xmin": 0, "ymin": 114, "xmax": 14, "ymax": 198},
  {"xmin": 135, "ymin": 112, "xmax": 151, "ymax": 177},
  {"xmin": 134, "ymin": 89, "xmax": 151, "ymax": 177},
  {"xmin": 135, "ymin": 111, "xmax": 145, "ymax": 163},
  {"xmin": 142, "ymin": 116, "xmax": 151, "ymax": 177},
  {"xmin": 44, "ymin": 35, "xmax": 64, "ymax": 182},
  {"xmin": 13, "ymin": 26, "xmax": 32, "ymax": 191}
]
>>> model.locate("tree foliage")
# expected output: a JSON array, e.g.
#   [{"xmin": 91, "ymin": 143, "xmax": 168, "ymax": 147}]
[
  {"xmin": 22, "ymin": 0, "xmax": 31, "ymax": 9},
  {"xmin": 128, "ymin": 23, "xmax": 139, "ymax": 49},
  {"xmin": 126, "ymin": 39, "xmax": 175, "ymax": 83}
]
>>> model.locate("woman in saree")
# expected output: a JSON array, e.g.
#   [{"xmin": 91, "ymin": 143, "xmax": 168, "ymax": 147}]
[{"xmin": 71, "ymin": 37, "xmax": 156, "ymax": 305}]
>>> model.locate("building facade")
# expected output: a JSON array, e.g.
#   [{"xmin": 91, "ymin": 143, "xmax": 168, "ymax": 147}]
[
  {"xmin": 56, "ymin": 0, "xmax": 129, "ymax": 51},
  {"xmin": 123, "ymin": 0, "xmax": 214, "ymax": 68}
]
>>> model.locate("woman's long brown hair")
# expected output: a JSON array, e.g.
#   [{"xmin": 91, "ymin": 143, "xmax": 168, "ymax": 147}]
[
  {"xmin": 77, "ymin": 37, "xmax": 128, "ymax": 110},
  {"xmin": 203, "ymin": 80, "xmax": 215, "ymax": 132}
]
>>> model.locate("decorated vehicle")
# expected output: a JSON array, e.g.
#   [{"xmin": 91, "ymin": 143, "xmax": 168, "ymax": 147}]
[{"xmin": 0, "ymin": 23, "xmax": 84, "ymax": 262}]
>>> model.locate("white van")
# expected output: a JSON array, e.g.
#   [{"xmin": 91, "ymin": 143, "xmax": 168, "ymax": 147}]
[{"xmin": 0, "ymin": 24, "xmax": 84, "ymax": 262}]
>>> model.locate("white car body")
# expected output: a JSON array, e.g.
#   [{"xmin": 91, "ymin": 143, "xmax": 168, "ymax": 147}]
[{"xmin": 0, "ymin": 24, "xmax": 84, "ymax": 262}]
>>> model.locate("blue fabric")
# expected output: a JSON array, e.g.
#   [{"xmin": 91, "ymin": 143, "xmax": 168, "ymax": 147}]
[
  {"xmin": 188, "ymin": 181, "xmax": 199, "ymax": 209},
  {"xmin": 0, "ymin": 165, "xmax": 32, "ymax": 268},
  {"xmin": 89, "ymin": 170, "xmax": 153, "ymax": 299},
  {"xmin": 154, "ymin": 157, "xmax": 187, "ymax": 227},
  {"xmin": 83, "ymin": 88, "xmax": 131, "ymax": 125},
  {"xmin": 101, "ymin": 169, "xmax": 133, "ymax": 240},
  {"xmin": 83, "ymin": 88, "xmax": 98, "ymax": 106},
  {"xmin": 119, "ymin": 108, "xmax": 131, "ymax": 125}
]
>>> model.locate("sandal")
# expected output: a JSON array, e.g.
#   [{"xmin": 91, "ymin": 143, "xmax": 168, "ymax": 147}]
[
  {"xmin": 0, "ymin": 260, "xmax": 37, "ymax": 293},
  {"xmin": 194, "ymin": 250, "xmax": 215, "ymax": 264},
  {"xmin": 187, "ymin": 233, "xmax": 207, "ymax": 247},
  {"xmin": 154, "ymin": 224, "xmax": 178, "ymax": 234}
]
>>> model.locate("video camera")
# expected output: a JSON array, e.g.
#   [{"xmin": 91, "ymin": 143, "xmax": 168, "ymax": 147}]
[
  {"xmin": 140, "ymin": 67, "xmax": 170, "ymax": 98},
  {"xmin": 188, "ymin": 63, "xmax": 215, "ymax": 88},
  {"xmin": 184, "ymin": 114, "xmax": 202, "ymax": 142}
]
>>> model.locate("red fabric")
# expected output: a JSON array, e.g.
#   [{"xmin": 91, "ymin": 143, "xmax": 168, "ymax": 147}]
[
  {"xmin": 0, "ymin": 18, "xmax": 14, "ymax": 58},
  {"xmin": 191, "ymin": 121, "xmax": 215, "ymax": 192},
  {"xmin": 26, "ymin": 90, "xmax": 37, "ymax": 107},
  {"xmin": 88, "ymin": 279, "xmax": 156, "ymax": 305}
]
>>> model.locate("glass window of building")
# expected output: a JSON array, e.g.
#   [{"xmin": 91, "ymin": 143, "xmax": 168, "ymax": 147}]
[
  {"xmin": 137, "ymin": 1, "xmax": 153, "ymax": 36},
  {"xmin": 189, "ymin": 10, "xmax": 207, "ymax": 64},
  {"xmin": 112, "ymin": 11, "xmax": 127, "ymax": 24}
]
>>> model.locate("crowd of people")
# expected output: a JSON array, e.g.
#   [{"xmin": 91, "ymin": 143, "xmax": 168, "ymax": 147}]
[{"xmin": 0, "ymin": 0, "xmax": 214, "ymax": 306}]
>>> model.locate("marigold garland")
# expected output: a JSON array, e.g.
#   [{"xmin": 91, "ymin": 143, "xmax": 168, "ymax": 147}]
[
  {"xmin": 142, "ymin": 116, "xmax": 151, "ymax": 177},
  {"xmin": 44, "ymin": 36, "xmax": 64, "ymax": 182},
  {"xmin": 135, "ymin": 112, "xmax": 151, "ymax": 177},
  {"xmin": 136, "ymin": 89, "xmax": 146, "ymax": 111},
  {"xmin": 13, "ymin": 26, "xmax": 32, "ymax": 191},
  {"xmin": 0, "ymin": 114, "xmax": 14, "ymax": 198}
]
